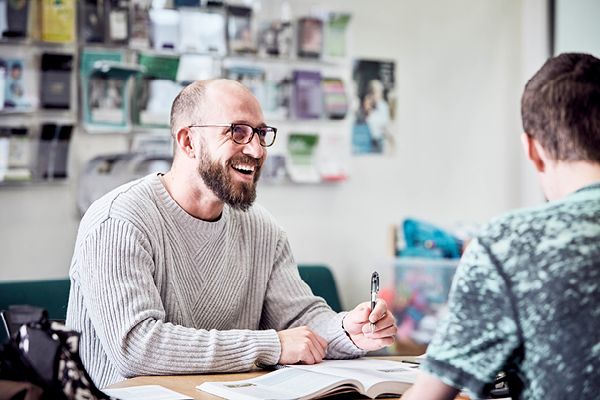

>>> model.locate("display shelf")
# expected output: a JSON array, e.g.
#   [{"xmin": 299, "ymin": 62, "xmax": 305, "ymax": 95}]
[
  {"xmin": 0, "ymin": 38, "xmax": 76, "ymax": 52},
  {"xmin": 0, "ymin": 108, "xmax": 36, "ymax": 116},
  {"xmin": 224, "ymin": 53, "xmax": 348, "ymax": 66},
  {"xmin": 0, "ymin": 178, "xmax": 70, "ymax": 188},
  {"xmin": 1, "ymin": 28, "xmax": 78, "ymax": 189},
  {"xmin": 2, "ymin": 1, "xmax": 353, "ymax": 188}
]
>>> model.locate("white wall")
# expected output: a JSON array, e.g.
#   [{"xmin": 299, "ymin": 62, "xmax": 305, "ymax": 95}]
[
  {"xmin": 259, "ymin": 0, "xmax": 525, "ymax": 307},
  {"xmin": 0, "ymin": 0, "xmax": 528, "ymax": 309},
  {"xmin": 519, "ymin": 0, "xmax": 550, "ymax": 207},
  {"xmin": 555, "ymin": 0, "xmax": 600, "ymax": 57}
]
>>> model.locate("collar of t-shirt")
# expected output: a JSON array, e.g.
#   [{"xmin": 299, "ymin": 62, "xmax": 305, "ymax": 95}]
[{"xmin": 574, "ymin": 181, "xmax": 600, "ymax": 194}]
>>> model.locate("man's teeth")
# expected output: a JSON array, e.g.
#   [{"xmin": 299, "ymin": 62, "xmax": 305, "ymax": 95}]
[{"xmin": 233, "ymin": 164, "xmax": 255, "ymax": 173}]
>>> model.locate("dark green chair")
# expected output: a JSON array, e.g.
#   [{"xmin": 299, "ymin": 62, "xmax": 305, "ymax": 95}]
[
  {"xmin": 298, "ymin": 264, "xmax": 343, "ymax": 312},
  {"xmin": 0, "ymin": 278, "xmax": 71, "ymax": 343}
]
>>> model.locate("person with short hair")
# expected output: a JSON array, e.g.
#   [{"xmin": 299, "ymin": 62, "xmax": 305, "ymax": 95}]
[
  {"xmin": 402, "ymin": 52, "xmax": 600, "ymax": 399},
  {"xmin": 66, "ymin": 79, "xmax": 397, "ymax": 388}
]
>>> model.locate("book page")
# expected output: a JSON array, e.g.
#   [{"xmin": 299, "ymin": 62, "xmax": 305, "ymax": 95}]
[
  {"xmin": 289, "ymin": 358, "xmax": 419, "ymax": 373},
  {"xmin": 197, "ymin": 368, "xmax": 358, "ymax": 400},
  {"xmin": 289, "ymin": 359, "xmax": 418, "ymax": 397}
]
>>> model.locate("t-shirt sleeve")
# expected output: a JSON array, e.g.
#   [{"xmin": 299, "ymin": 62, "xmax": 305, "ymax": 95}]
[{"xmin": 421, "ymin": 237, "xmax": 521, "ymax": 398}]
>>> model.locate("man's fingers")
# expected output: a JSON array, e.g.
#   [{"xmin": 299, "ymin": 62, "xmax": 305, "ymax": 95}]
[
  {"xmin": 345, "ymin": 302, "xmax": 371, "ymax": 329},
  {"xmin": 369, "ymin": 299, "xmax": 389, "ymax": 323},
  {"xmin": 308, "ymin": 333, "xmax": 326, "ymax": 360},
  {"xmin": 362, "ymin": 316, "xmax": 397, "ymax": 336},
  {"xmin": 345, "ymin": 301, "xmax": 398, "ymax": 352},
  {"xmin": 315, "ymin": 332, "xmax": 329, "ymax": 349},
  {"xmin": 371, "ymin": 335, "xmax": 395, "ymax": 347},
  {"xmin": 307, "ymin": 341, "xmax": 323, "ymax": 364},
  {"xmin": 302, "ymin": 347, "xmax": 317, "ymax": 364},
  {"xmin": 369, "ymin": 324, "xmax": 398, "ymax": 338},
  {"xmin": 362, "ymin": 319, "xmax": 397, "ymax": 332},
  {"xmin": 278, "ymin": 326, "xmax": 329, "ymax": 365},
  {"xmin": 370, "ymin": 314, "xmax": 396, "ymax": 330},
  {"xmin": 348, "ymin": 303, "xmax": 371, "ymax": 322}
]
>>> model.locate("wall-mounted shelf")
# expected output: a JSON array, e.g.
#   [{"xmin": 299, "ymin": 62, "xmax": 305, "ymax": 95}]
[{"xmin": 1, "ymin": 1, "xmax": 353, "ymax": 187}]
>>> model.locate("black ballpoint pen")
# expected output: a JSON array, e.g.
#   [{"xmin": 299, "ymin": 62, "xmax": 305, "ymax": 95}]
[{"xmin": 370, "ymin": 271, "xmax": 379, "ymax": 333}]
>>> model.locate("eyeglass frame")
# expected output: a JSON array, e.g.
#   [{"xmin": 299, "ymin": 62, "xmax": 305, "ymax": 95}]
[{"xmin": 187, "ymin": 123, "xmax": 277, "ymax": 147}]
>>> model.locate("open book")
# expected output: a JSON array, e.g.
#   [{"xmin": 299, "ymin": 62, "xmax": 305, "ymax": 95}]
[{"xmin": 197, "ymin": 358, "xmax": 418, "ymax": 400}]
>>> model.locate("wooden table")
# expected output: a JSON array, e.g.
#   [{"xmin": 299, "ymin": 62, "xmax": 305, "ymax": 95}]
[{"xmin": 107, "ymin": 356, "xmax": 472, "ymax": 399}]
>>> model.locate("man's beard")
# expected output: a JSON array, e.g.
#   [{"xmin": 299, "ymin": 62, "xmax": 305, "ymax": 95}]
[{"xmin": 198, "ymin": 146, "xmax": 262, "ymax": 211}]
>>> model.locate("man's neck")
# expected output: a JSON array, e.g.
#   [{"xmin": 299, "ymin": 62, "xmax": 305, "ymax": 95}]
[
  {"xmin": 160, "ymin": 170, "xmax": 224, "ymax": 221},
  {"xmin": 548, "ymin": 160, "xmax": 600, "ymax": 199}
]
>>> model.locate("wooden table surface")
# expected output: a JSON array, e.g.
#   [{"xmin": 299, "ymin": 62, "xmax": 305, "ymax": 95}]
[{"xmin": 106, "ymin": 356, "xmax": 472, "ymax": 399}]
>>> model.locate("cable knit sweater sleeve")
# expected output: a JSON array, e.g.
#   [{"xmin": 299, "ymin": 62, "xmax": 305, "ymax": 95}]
[
  {"xmin": 72, "ymin": 217, "xmax": 281, "ymax": 382},
  {"xmin": 261, "ymin": 230, "xmax": 366, "ymax": 359}
]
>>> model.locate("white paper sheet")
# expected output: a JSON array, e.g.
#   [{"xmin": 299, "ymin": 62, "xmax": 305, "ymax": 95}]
[{"xmin": 103, "ymin": 385, "xmax": 192, "ymax": 400}]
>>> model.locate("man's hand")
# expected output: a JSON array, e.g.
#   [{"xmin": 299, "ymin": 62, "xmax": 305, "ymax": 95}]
[
  {"xmin": 343, "ymin": 299, "xmax": 397, "ymax": 351},
  {"xmin": 277, "ymin": 326, "xmax": 328, "ymax": 365}
]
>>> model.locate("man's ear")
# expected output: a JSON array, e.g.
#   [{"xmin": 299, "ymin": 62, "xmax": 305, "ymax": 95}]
[
  {"xmin": 521, "ymin": 132, "xmax": 545, "ymax": 173},
  {"xmin": 175, "ymin": 127, "xmax": 196, "ymax": 159}
]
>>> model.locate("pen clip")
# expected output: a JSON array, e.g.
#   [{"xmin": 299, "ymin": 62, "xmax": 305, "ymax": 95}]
[{"xmin": 371, "ymin": 271, "xmax": 379, "ymax": 294}]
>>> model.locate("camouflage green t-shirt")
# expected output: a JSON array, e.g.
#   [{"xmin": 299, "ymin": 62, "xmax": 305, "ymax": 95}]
[{"xmin": 422, "ymin": 183, "xmax": 600, "ymax": 399}]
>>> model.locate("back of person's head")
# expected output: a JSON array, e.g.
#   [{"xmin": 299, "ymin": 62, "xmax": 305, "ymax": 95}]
[{"xmin": 521, "ymin": 52, "xmax": 600, "ymax": 162}]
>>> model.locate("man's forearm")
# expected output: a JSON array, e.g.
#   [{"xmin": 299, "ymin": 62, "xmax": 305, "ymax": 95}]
[
  {"xmin": 109, "ymin": 322, "xmax": 281, "ymax": 376},
  {"xmin": 401, "ymin": 371, "xmax": 459, "ymax": 400}
]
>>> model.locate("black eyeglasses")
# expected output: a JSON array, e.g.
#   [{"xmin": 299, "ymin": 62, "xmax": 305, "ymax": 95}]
[{"xmin": 187, "ymin": 123, "xmax": 277, "ymax": 147}]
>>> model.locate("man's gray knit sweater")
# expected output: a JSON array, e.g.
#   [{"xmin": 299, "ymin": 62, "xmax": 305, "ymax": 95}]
[{"xmin": 66, "ymin": 174, "xmax": 363, "ymax": 388}]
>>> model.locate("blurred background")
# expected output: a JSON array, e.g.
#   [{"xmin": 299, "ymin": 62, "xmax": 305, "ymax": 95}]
[{"xmin": 0, "ymin": 0, "xmax": 598, "ymax": 350}]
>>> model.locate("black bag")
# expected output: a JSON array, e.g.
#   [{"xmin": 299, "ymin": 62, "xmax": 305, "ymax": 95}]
[{"xmin": 0, "ymin": 306, "xmax": 117, "ymax": 400}]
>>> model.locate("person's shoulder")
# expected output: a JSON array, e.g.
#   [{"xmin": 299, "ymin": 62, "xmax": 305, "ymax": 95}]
[
  {"xmin": 484, "ymin": 203, "xmax": 545, "ymax": 230},
  {"xmin": 482, "ymin": 191, "xmax": 596, "ymax": 238},
  {"xmin": 472, "ymin": 193, "xmax": 598, "ymax": 269},
  {"xmin": 81, "ymin": 174, "xmax": 160, "ymax": 226},
  {"xmin": 466, "ymin": 203, "xmax": 556, "ymax": 262}
]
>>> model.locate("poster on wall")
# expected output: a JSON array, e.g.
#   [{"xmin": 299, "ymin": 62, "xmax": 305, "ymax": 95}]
[{"xmin": 352, "ymin": 59, "xmax": 396, "ymax": 155}]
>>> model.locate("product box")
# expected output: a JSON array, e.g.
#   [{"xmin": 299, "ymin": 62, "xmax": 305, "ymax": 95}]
[{"xmin": 391, "ymin": 257, "xmax": 458, "ymax": 344}]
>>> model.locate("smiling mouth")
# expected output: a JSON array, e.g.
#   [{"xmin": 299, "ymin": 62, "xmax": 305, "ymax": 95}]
[{"xmin": 231, "ymin": 163, "xmax": 256, "ymax": 176}]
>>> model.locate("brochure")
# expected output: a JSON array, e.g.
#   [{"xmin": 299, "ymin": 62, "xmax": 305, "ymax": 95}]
[
  {"xmin": 297, "ymin": 17, "xmax": 323, "ymax": 58},
  {"xmin": 352, "ymin": 59, "xmax": 396, "ymax": 155},
  {"xmin": 3, "ymin": 58, "xmax": 30, "ymax": 109},
  {"xmin": 41, "ymin": 0, "xmax": 76, "ymax": 43},
  {"xmin": 80, "ymin": 0, "xmax": 106, "ymax": 43},
  {"xmin": 324, "ymin": 13, "xmax": 351, "ymax": 57},
  {"xmin": 292, "ymin": 70, "xmax": 322, "ymax": 119},
  {"xmin": 227, "ymin": 5, "xmax": 256, "ymax": 54},
  {"xmin": 107, "ymin": 0, "xmax": 130, "ymax": 44},
  {"xmin": 129, "ymin": 0, "xmax": 152, "ymax": 49},
  {"xmin": 287, "ymin": 132, "xmax": 320, "ymax": 183},
  {"xmin": 80, "ymin": 49, "xmax": 133, "ymax": 132},
  {"xmin": 40, "ymin": 53, "xmax": 73, "ymax": 110}
]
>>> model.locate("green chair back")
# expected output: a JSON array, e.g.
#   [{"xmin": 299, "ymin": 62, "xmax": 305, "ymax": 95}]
[
  {"xmin": 0, "ymin": 278, "xmax": 71, "ymax": 343},
  {"xmin": 297, "ymin": 264, "xmax": 343, "ymax": 312}
]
